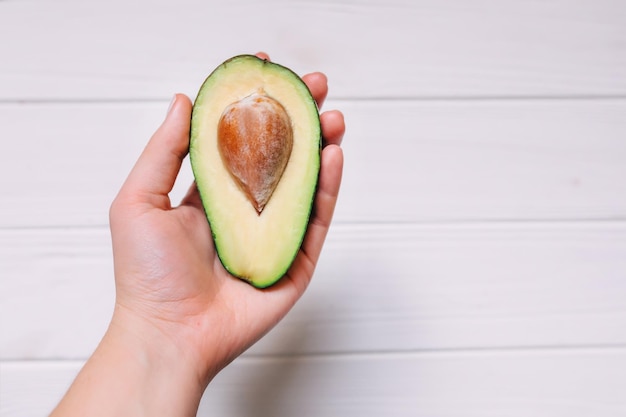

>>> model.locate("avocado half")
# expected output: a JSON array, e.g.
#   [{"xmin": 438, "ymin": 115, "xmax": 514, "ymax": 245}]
[{"xmin": 190, "ymin": 55, "xmax": 321, "ymax": 288}]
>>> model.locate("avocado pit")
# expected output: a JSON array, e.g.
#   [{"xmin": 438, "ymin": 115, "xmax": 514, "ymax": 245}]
[{"xmin": 217, "ymin": 92, "xmax": 294, "ymax": 214}]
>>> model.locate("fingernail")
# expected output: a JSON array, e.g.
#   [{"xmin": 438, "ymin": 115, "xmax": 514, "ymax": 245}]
[{"xmin": 166, "ymin": 94, "xmax": 177, "ymax": 116}]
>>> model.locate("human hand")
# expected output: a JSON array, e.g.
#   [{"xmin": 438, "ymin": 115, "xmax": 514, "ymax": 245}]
[
  {"xmin": 51, "ymin": 54, "xmax": 344, "ymax": 417},
  {"xmin": 109, "ymin": 52, "xmax": 343, "ymax": 391}
]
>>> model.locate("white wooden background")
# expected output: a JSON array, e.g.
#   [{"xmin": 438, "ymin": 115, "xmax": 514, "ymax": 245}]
[{"xmin": 1, "ymin": 0, "xmax": 626, "ymax": 415}]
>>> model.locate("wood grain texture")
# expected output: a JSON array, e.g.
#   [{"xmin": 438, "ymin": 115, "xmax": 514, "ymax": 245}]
[
  {"xmin": 3, "ymin": 350, "xmax": 626, "ymax": 417},
  {"xmin": 3, "ymin": 223, "xmax": 625, "ymax": 360},
  {"xmin": 2, "ymin": 100, "xmax": 625, "ymax": 228},
  {"xmin": 0, "ymin": 0, "xmax": 624, "ymax": 100},
  {"xmin": 2, "ymin": 0, "xmax": 625, "ymax": 415}
]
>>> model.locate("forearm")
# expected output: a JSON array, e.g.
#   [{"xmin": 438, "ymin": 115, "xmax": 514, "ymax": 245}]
[{"xmin": 50, "ymin": 308, "xmax": 207, "ymax": 417}]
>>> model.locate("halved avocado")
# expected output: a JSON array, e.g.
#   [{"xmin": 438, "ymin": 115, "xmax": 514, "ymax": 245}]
[{"xmin": 190, "ymin": 55, "xmax": 321, "ymax": 288}]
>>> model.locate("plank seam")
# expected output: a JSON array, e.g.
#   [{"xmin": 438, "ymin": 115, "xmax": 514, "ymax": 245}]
[
  {"xmin": 3, "ymin": 218, "xmax": 626, "ymax": 232},
  {"xmin": 1, "ymin": 95, "xmax": 626, "ymax": 105},
  {"xmin": 4, "ymin": 344, "xmax": 626, "ymax": 365}
]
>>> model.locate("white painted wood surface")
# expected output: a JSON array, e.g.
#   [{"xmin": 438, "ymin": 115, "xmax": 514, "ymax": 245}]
[
  {"xmin": 1, "ymin": 0, "xmax": 625, "ymax": 99},
  {"xmin": 1, "ymin": 0, "xmax": 625, "ymax": 416},
  {"xmin": 3, "ymin": 100, "xmax": 626, "ymax": 228},
  {"xmin": 2, "ymin": 223, "xmax": 626, "ymax": 360},
  {"xmin": 4, "ymin": 350, "xmax": 626, "ymax": 416}
]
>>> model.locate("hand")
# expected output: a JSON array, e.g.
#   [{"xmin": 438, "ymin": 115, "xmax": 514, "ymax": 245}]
[{"xmin": 51, "ymin": 54, "xmax": 345, "ymax": 417}]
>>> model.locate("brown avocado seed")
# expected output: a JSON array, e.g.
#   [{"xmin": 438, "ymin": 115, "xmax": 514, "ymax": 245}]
[{"xmin": 217, "ymin": 92, "xmax": 294, "ymax": 214}]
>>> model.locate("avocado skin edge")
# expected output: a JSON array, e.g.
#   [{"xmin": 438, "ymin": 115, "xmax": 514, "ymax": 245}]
[{"xmin": 189, "ymin": 54, "xmax": 321, "ymax": 289}]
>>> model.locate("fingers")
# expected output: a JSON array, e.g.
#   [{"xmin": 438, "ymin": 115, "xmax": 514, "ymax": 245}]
[
  {"xmin": 302, "ymin": 72, "xmax": 328, "ymax": 109},
  {"xmin": 118, "ymin": 94, "xmax": 193, "ymax": 208},
  {"xmin": 320, "ymin": 110, "xmax": 345, "ymax": 147},
  {"xmin": 300, "ymin": 144, "xmax": 344, "ymax": 265}
]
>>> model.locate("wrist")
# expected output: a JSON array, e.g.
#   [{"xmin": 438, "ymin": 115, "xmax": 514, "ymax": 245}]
[
  {"xmin": 51, "ymin": 304, "xmax": 209, "ymax": 417},
  {"xmin": 107, "ymin": 303, "xmax": 209, "ymax": 402}
]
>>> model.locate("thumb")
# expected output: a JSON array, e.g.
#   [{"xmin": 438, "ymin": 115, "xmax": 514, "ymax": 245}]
[{"xmin": 118, "ymin": 94, "xmax": 193, "ymax": 208}]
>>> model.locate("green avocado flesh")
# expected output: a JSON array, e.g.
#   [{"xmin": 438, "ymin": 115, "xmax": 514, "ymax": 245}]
[{"xmin": 190, "ymin": 55, "xmax": 321, "ymax": 288}]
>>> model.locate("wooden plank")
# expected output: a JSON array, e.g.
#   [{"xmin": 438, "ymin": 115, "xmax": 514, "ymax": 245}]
[
  {"xmin": 0, "ymin": 102, "xmax": 169, "ymax": 228},
  {"xmin": 3, "ymin": 350, "xmax": 626, "ymax": 416},
  {"xmin": 2, "ymin": 100, "xmax": 625, "ymax": 228},
  {"xmin": 0, "ymin": 0, "xmax": 624, "ymax": 100},
  {"xmin": 339, "ymin": 99, "xmax": 626, "ymax": 223},
  {"xmin": 0, "ymin": 228, "xmax": 114, "ymax": 360},
  {"xmin": 2, "ymin": 223, "xmax": 626, "ymax": 359}
]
